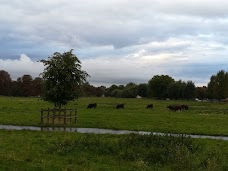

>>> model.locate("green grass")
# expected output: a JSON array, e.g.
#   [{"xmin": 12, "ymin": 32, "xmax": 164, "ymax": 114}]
[
  {"xmin": 0, "ymin": 96, "xmax": 228, "ymax": 136},
  {"xmin": 1, "ymin": 97, "xmax": 228, "ymax": 170},
  {"xmin": 0, "ymin": 130, "xmax": 227, "ymax": 171}
]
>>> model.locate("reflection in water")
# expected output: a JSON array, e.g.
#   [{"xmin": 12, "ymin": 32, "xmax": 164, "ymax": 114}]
[
  {"xmin": 0, "ymin": 124, "xmax": 228, "ymax": 141},
  {"xmin": 0, "ymin": 125, "xmax": 40, "ymax": 131}
]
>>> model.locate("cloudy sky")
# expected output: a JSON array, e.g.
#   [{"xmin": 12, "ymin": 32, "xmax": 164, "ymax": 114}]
[{"xmin": 1, "ymin": 0, "xmax": 228, "ymax": 86}]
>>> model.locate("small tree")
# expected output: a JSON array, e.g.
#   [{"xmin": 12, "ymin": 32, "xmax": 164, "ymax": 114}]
[
  {"xmin": 148, "ymin": 75, "xmax": 175, "ymax": 99},
  {"xmin": 40, "ymin": 49, "xmax": 89, "ymax": 108}
]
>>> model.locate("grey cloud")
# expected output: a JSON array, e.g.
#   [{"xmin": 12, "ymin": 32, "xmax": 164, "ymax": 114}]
[
  {"xmin": 1, "ymin": 1, "xmax": 228, "ymax": 86},
  {"xmin": 1, "ymin": 1, "xmax": 228, "ymax": 52},
  {"xmin": 2, "ymin": 0, "xmax": 228, "ymax": 50}
]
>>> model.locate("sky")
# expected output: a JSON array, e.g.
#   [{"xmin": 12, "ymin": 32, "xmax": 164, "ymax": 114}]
[{"xmin": 1, "ymin": 0, "xmax": 228, "ymax": 87}]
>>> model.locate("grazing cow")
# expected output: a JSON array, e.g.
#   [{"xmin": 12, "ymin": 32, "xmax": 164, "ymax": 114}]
[
  {"xmin": 181, "ymin": 105, "xmax": 189, "ymax": 110},
  {"xmin": 87, "ymin": 103, "xmax": 97, "ymax": 109},
  {"xmin": 167, "ymin": 105, "xmax": 182, "ymax": 111},
  {"xmin": 116, "ymin": 104, "xmax": 125, "ymax": 109},
  {"xmin": 146, "ymin": 104, "xmax": 153, "ymax": 109}
]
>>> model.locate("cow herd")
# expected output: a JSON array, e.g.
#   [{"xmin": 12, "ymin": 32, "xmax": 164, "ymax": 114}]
[
  {"xmin": 87, "ymin": 103, "xmax": 189, "ymax": 111},
  {"xmin": 167, "ymin": 104, "xmax": 189, "ymax": 111},
  {"xmin": 87, "ymin": 103, "xmax": 125, "ymax": 109}
]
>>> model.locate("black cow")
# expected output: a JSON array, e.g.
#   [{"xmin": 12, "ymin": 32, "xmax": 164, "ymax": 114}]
[
  {"xmin": 87, "ymin": 103, "xmax": 97, "ymax": 109},
  {"xmin": 167, "ymin": 105, "xmax": 182, "ymax": 111},
  {"xmin": 146, "ymin": 104, "xmax": 153, "ymax": 109},
  {"xmin": 116, "ymin": 104, "xmax": 125, "ymax": 109},
  {"xmin": 181, "ymin": 105, "xmax": 189, "ymax": 110}
]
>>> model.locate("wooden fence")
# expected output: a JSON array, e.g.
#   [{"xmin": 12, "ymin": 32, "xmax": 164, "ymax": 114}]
[{"xmin": 40, "ymin": 108, "xmax": 77, "ymax": 125}]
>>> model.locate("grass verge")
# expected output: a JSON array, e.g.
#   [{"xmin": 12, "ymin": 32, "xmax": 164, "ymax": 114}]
[{"xmin": 0, "ymin": 130, "xmax": 227, "ymax": 171}]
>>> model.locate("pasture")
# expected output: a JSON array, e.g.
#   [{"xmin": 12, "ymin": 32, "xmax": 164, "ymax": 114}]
[
  {"xmin": 0, "ymin": 96, "xmax": 228, "ymax": 136},
  {"xmin": 1, "ymin": 96, "xmax": 228, "ymax": 170}
]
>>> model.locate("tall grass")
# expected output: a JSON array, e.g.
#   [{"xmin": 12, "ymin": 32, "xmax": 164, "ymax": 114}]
[{"xmin": 0, "ymin": 130, "xmax": 227, "ymax": 170}]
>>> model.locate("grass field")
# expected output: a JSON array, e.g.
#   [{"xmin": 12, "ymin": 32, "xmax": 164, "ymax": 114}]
[
  {"xmin": 1, "ymin": 96, "xmax": 228, "ymax": 170},
  {"xmin": 0, "ymin": 130, "xmax": 228, "ymax": 171},
  {"xmin": 0, "ymin": 96, "xmax": 228, "ymax": 136}
]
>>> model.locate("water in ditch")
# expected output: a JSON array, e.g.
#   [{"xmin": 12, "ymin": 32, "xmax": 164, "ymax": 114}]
[{"xmin": 0, "ymin": 124, "xmax": 228, "ymax": 141}]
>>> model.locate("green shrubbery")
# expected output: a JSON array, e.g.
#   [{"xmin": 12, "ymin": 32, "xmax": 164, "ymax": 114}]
[{"xmin": 45, "ymin": 133, "xmax": 227, "ymax": 170}]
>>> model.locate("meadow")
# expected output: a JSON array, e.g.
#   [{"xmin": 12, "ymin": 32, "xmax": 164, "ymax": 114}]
[
  {"xmin": 0, "ymin": 130, "xmax": 228, "ymax": 171},
  {"xmin": 0, "ymin": 96, "xmax": 228, "ymax": 136},
  {"xmin": 1, "ymin": 96, "xmax": 228, "ymax": 170}
]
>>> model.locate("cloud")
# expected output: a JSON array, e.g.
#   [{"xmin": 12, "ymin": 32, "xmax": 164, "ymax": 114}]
[
  {"xmin": 0, "ymin": 54, "xmax": 43, "ymax": 79},
  {"xmin": 1, "ymin": 0, "xmax": 228, "ymax": 50},
  {"xmin": 82, "ymin": 36, "xmax": 228, "ymax": 86},
  {"xmin": 1, "ymin": 1, "xmax": 228, "ymax": 86}
]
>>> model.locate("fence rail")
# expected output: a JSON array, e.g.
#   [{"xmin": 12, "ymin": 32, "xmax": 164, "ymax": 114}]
[{"xmin": 40, "ymin": 108, "xmax": 77, "ymax": 125}]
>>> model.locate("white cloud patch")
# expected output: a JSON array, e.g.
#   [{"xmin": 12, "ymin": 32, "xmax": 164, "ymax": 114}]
[{"xmin": 0, "ymin": 54, "xmax": 43, "ymax": 79}]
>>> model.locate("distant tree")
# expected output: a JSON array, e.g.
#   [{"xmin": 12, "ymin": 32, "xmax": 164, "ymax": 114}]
[
  {"xmin": 182, "ymin": 81, "xmax": 196, "ymax": 99},
  {"xmin": 215, "ymin": 70, "xmax": 228, "ymax": 100},
  {"xmin": 126, "ymin": 82, "xmax": 136, "ymax": 88},
  {"xmin": 207, "ymin": 70, "xmax": 228, "ymax": 100},
  {"xmin": 118, "ymin": 85, "xmax": 125, "ymax": 90},
  {"xmin": 207, "ymin": 75, "xmax": 217, "ymax": 99},
  {"xmin": 80, "ymin": 83, "xmax": 105, "ymax": 97},
  {"xmin": 80, "ymin": 82, "xmax": 96, "ymax": 97},
  {"xmin": 10, "ymin": 81, "xmax": 17, "ymax": 96},
  {"xmin": 148, "ymin": 75, "xmax": 175, "ymax": 99},
  {"xmin": 104, "ymin": 84, "xmax": 119, "ymax": 97},
  {"xmin": 95, "ymin": 86, "xmax": 106, "ymax": 97},
  {"xmin": 13, "ymin": 78, "xmax": 23, "ymax": 96},
  {"xmin": 0, "ymin": 70, "xmax": 12, "ymax": 96},
  {"xmin": 137, "ymin": 83, "xmax": 148, "ymax": 97},
  {"xmin": 32, "ymin": 77, "xmax": 43, "ymax": 96},
  {"xmin": 20, "ymin": 75, "xmax": 33, "ymax": 96},
  {"xmin": 121, "ymin": 83, "xmax": 138, "ymax": 98},
  {"xmin": 167, "ymin": 80, "xmax": 184, "ymax": 99},
  {"xmin": 40, "ymin": 49, "xmax": 89, "ymax": 108},
  {"xmin": 111, "ymin": 89, "xmax": 122, "ymax": 97},
  {"xmin": 105, "ymin": 83, "xmax": 138, "ymax": 98},
  {"xmin": 196, "ymin": 86, "xmax": 207, "ymax": 100}
]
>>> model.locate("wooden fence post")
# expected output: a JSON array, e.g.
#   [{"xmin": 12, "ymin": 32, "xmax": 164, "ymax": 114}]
[
  {"xmin": 52, "ymin": 108, "xmax": 55, "ymax": 124},
  {"xmin": 75, "ymin": 109, "xmax": 77, "ymax": 124},
  {"xmin": 69, "ymin": 109, "xmax": 72, "ymax": 123},
  {"xmin": 64, "ymin": 108, "xmax": 66, "ymax": 124},
  {"xmin": 41, "ymin": 109, "xmax": 43, "ymax": 124},
  {"xmin": 47, "ymin": 108, "xmax": 50, "ymax": 124}
]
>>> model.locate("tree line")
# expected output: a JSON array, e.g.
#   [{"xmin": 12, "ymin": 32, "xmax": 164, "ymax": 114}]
[
  {"xmin": 104, "ymin": 76, "xmax": 197, "ymax": 100},
  {"xmin": 104, "ymin": 70, "xmax": 228, "ymax": 100},
  {"xmin": 0, "ymin": 70, "xmax": 104, "ymax": 97},
  {"xmin": 0, "ymin": 69, "xmax": 227, "ymax": 100},
  {"xmin": 0, "ymin": 70, "xmax": 43, "ymax": 97}
]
